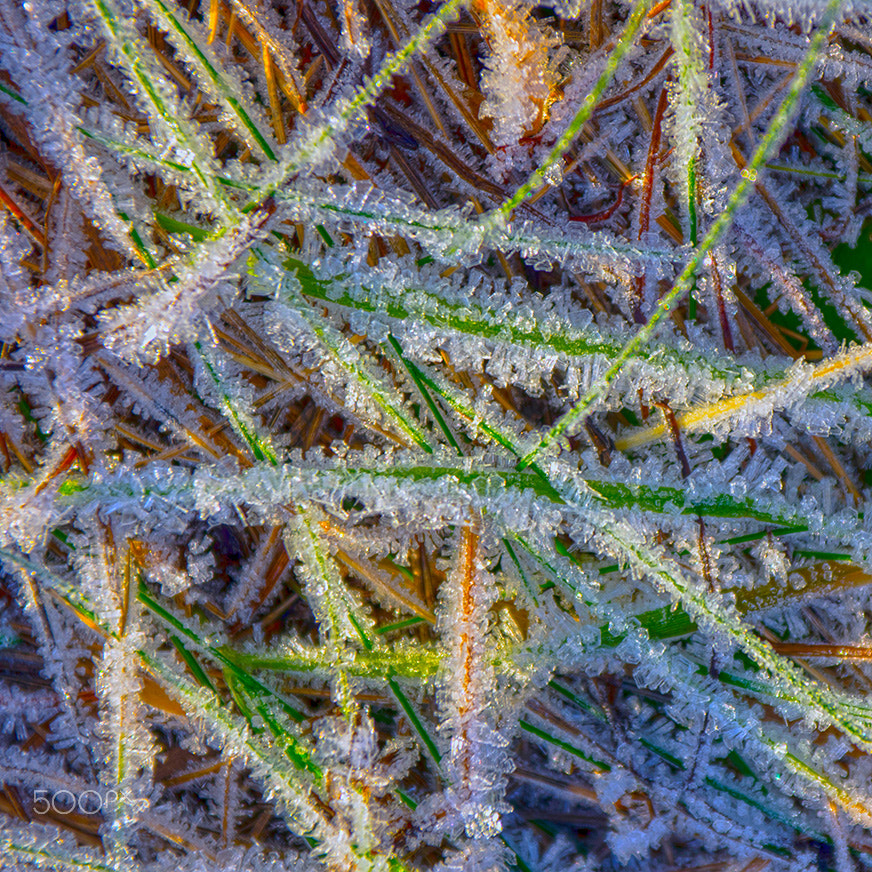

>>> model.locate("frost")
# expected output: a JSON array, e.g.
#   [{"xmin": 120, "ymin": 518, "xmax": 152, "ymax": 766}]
[{"xmin": 3, "ymin": 0, "xmax": 872, "ymax": 871}]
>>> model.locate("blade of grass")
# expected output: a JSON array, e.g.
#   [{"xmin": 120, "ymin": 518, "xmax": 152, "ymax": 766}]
[{"xmin": 517, "ymin": 0, "xmax": 847, "ymax": 467}]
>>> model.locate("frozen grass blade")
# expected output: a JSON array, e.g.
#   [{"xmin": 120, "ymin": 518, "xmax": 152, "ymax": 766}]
[
  {"xmin": 518, "ymin": 0, "xmax": 847, "ymax": 467},
  {"xmin": 2, "ymin": 1, "xmax": 872, "ymax": 869}
]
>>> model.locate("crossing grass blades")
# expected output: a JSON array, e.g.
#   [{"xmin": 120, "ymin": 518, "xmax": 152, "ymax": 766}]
[{"xmin": 3, "ymin": 0, "xmax": 872, "ymax": 870}]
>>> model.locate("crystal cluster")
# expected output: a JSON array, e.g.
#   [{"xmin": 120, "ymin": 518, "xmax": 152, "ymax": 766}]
[{"xmin": 2, "ymin": 1, "xmax": 872, "ymax": 871}]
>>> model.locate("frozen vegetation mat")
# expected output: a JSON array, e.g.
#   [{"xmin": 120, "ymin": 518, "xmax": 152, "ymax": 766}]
[{"xmin": 2, "ymin": 0, "xmax": 872, "ymax": 870}]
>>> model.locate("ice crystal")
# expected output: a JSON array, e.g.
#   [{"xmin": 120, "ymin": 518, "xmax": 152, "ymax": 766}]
[{"xmin": 3, "ymin": 0, "xmax": 872, "ymax": 871}]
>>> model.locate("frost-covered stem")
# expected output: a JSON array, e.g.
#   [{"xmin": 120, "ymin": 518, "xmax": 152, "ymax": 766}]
[
  {"xmin": 286, "ymin": 509, "xmax": 361, "ymax": 720},
  {"xmin": 263, "ymin": 260, "xmax": 434, "ymax": 451},
  {"xmin": 89, "ymin": 0, "xmax": 231, "ymax": 216},
  {"xmin": 670, "ymin": 0, "xmax": 704, "ymax": 239},
  {"xmin": 287, "ymin": 256, "xmax": 749, "ymax": 384},
  {"xmin": 136, "ymin": 0, "xmax": 279, "ymax": 161},
  {"xmin": 275, "ymin": 187, "xmax": 682, "ymax": 264},
  {"xmin": 136, "ymin": 652, "xmax": 334, "ymax": 850},
  {"xmin": 96, "ymin": 537, "xmax": 150, "ymax": 866},
  {"xmin": 192, "ymin": 339, "xmax": 279, "ymax": 465},
  {"xmin": 489, "ymin": 0, "xmax": 653, "ymax": 221},
  {"xmin": 446, "ymin": 525, "xmax": 482, "ymax": 797},
  {"xmin": 76, "ymin": 121, "xmax": 260, "ymax": 191},
  {"xmin": 98, "ymin": 637, "xmax": 140, "ymax": 865},
  {"xmin": 670, "ymin": 0, "xmax": 706, "ymax": 316},
  {"xmin": 586, "ymin": 510, "xmax": 872, "ymax": 754},
  {"xmin": 251, "ymin": 0, "xmax": 468, "ymax": 196},
  {"xmin": 616, "ymin": 341, "xmax": 872, "ymax": 450},
  {"xmin": 518, "ymin": 0, "xmax": 846, "ymax": 467},
  {"xmin": 438, "ymin": 522, "xmax": 509, "ymax": 840},
  {"xmin": 230, "ymin": 644, "xmax": 441, "ymax": 680},
  {"xmin": 0, "ymin": 838, "xmax": 121, "ymax": 872}
]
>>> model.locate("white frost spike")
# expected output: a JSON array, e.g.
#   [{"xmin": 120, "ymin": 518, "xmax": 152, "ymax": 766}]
[{"xmin": 437, "ymin": 521, "xmax": 511, "ymax": 843}]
